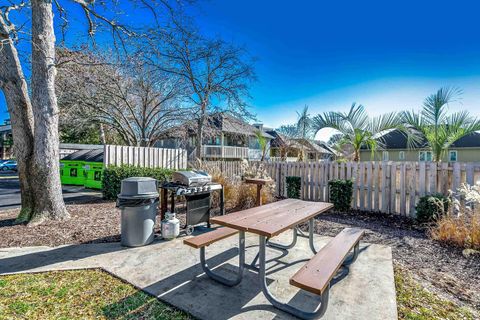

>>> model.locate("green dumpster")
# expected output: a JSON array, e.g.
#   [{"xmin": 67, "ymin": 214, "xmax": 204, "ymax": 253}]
[
  {"xmin": 60, "ymin": 150, "xmax": 91, "ymax": 186},
  {"xmin": 83, "ymin": 149, "xmax": 104, "ymax": 190}
]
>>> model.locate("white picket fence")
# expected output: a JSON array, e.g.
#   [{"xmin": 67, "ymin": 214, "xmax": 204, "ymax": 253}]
[
  {"xmin": 199, "ymin": 160, "xmax": 480, "ymax": 217},
  {"xmin": 104, "ymin": 145, "xmax": 187, "ymax": 169}
]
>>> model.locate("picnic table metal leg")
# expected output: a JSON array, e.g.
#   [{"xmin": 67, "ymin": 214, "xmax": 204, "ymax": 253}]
[
  {"xmin": 267, "ymin": 227, "xmax": 298, "ymax": 250},
  {"xmin": 308, "ymin": 218, "xmax": 318, "ymax": 254},
  {"xmin": 200, "ymin": 231, "xmax": 245, "ymax": 287},
  {"xmin": 259, "ymin": 235, "xmax": 330, "ymax": 319}
]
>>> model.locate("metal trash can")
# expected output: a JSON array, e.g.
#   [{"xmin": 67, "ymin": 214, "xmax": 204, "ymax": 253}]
[{"xmin": 117, "ymin": 177, "xmax": 159, "ymax": 247}]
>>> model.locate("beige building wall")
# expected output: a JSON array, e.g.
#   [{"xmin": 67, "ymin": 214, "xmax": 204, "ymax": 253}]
[{"xmin": 360, "ymin": 148, "xmax": 480, "ymax": 162}]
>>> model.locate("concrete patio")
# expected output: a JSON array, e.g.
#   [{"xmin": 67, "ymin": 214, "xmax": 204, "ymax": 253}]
[{"xmin": 0, "ymin": 230, "xmax": 397, "ymax": 319}]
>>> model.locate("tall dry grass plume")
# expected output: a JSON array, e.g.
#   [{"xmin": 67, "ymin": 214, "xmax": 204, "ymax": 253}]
[
  {"xmin": 430, "ymin": 183, "xmax": 480, "ymax": 250},
  {"xmin": 191, "ymin": 159, "xmax": 275, "ymax": 212}
]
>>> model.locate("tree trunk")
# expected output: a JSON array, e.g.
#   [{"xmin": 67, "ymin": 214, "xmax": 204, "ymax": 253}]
[
  {"xmin": 30, "ymin": 0, "xmax": 69, "ymax": 223},
  {"xmin": 353, "ymin": 149, "xmax": 360, "ymax": 162},
  {"xmin": 0, "ymin": 22, "xmax": 36, "ymax": 221},
  {"xmin": 196, "ymin": 108, "xmax": 206, "ymax": 159},
  {"xmin": 99, "ymin": 123, "xmax": 106, "ymax": 144}
]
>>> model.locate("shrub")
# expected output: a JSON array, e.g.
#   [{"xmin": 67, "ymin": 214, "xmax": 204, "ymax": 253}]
[
  {"xmin": 328, "ymin": 179, "xmax": 353, "ymax": 212},
  {"xmin": 286, "ymin": 176, "xmax": 301, "ymax": 199},
  {"xmin": 102, "ymin": 165, "xmax": 175, "ymax": 200},
  {"xmin": 430, "ymin": 184, "xmax": 480, "ymax": 250},
  {"xmin": 415, "ymin": 193, "xmax": 450, "ymax": 223}
]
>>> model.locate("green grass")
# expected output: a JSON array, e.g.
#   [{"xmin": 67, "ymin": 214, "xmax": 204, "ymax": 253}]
[
  {"xmin": 0, "ymin": 267, "xmax": 475, "ymax": 320},
  {"xmin": 0, "ymin": 269, "xmax": 192, "ymax": 320},
  {"xmin": 395, "ymin": 266, "xmax": 474, "ymax": 320}
]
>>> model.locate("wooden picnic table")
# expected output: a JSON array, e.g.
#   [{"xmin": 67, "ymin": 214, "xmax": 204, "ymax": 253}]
[
  {"xmin": 186, "ymin": 198, "xmax": 366, "ymax": 319},
  {"xmin": 210, "ymin": 198, "xmax": 332, "ymax": 238}
]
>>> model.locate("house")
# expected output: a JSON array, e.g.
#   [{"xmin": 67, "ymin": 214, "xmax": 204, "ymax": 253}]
[
  {"xmin": 359, "ymin": 129, "xmax": 480, "ymax": 162},
  {"xmin": 157, "ymin": 113, "xmax": 274, "ymax": 161},
  {"xmin": 0, "ymin": 119, "xmax": 13, "ymax": 159},
  {"xmin": 266, "ymin": 130, "xmax": 333, "ymax": 161}
]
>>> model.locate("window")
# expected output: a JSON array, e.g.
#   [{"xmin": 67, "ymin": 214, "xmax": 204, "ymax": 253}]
[
  {"xmin": 449, "ymin": 150, "xmax": 458, "ymax": 162},
  {"xmin": 419, "ymin": 151, "xmax": 432, "ymax": 162},
  {"xmin": 382, "ymin": 151, "xmax": 389, "ymax": 161},
  {"xmin": 399, "ymin": 151, "xmax": 405, "ymax": 160}
]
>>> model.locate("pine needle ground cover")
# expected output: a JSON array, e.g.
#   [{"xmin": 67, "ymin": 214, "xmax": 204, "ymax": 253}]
[{"xmin": 0, "ymin": 269, "xmax": 191, "ymax": 320}]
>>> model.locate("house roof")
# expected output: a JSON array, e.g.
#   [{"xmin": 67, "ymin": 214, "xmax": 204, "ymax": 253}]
[
  {"xmin": 361, "ymin": 129, "xmax": 480, "ymax": 150},
  {"xmin": 213, "ymin": 113, "xmax": 273, "ymax": 138},
  {"xmin": 0, "ymin": 124, "xmax": 11, "ymax": 133},
  {"xmin": 161, "ymin": 112, "xmax": 273, "ymax": 139},
  {"xmin": 267, "ymin": 130, "xmax": 332, "ymax": 154}
]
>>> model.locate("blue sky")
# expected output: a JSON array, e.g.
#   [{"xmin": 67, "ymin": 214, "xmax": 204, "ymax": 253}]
[{"xmin": 2, "ymin": 0, "xmax": 480, "ymax": 140}]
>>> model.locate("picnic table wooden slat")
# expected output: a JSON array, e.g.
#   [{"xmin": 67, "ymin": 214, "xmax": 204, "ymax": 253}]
[
  {"xmin": 211, "ymin": 199, "xmax": 333, "ymax": 238},
  {"xmin": 217, "ymin": 202, "xmax": 313, "ymax": 232},
  {"xmin": 211, "ymin": 198, "xmax": 301, "ymax": 224}
]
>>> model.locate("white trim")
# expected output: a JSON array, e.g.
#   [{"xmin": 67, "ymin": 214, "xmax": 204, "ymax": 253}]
[{"xmin": 382, "ymin": 151, "xmax": 389, "ymax": 161}]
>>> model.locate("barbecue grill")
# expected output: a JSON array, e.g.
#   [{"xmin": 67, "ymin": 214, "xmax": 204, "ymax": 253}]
[{"xmin": 160, "ymin": 171, "xmax": 224, "ymax": 235}]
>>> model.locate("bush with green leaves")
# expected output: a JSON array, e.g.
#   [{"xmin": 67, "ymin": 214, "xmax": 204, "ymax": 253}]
[
  {"xmin": 102, "ymin": 165, "xmax": 175, "ymax": 200},
  {"xmin": 415, "ymin": 193, "xmax": 450, "ymax": 223},
  {"xmin": 328, "ymin": 179, "xmax": 353, "ymax": 212},
  {"xmin": 286, "ymin": 176, "xmax": 301, "ymax": 199}
]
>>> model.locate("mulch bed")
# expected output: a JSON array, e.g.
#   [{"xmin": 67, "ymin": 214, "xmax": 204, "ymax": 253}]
[
  {"xmin": 305, "ymin": 211, "xmax": 480, "ymax": 315},
  {"xmin": 0, "ymin": 200, "xmax": 123, "ymax": 248},
  {"xmin": 1, "ymin": 201, "xmax": 479, "ymax": 315}
]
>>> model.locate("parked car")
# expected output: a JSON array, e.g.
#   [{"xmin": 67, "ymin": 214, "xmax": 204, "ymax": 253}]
[{"xmin": 0, "ymin": 160, "xmax": 17, "ymax": 171}]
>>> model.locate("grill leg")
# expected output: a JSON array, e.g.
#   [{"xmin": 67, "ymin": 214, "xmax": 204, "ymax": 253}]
[
  {"xmin": 267, "ymin": 227, "xmax": 298, "ymax": 250},
  {"xmin": 259, "ymin": 235, "xmax": 330, "ymax": 319},
  {"xmin": 200, "ymin": 231, "xmax": 245, "ymax": 287}
]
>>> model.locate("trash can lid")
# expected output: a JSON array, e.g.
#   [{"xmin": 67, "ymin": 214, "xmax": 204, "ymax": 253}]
[{"xmin": 118, "ymin": 177, "xmax": 159, "ymax": 199}]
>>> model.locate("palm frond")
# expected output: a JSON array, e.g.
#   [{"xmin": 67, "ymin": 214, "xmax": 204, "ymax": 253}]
[{"xmin": 421, "ymin": 87, "xmax": 461, "ymax": 126}]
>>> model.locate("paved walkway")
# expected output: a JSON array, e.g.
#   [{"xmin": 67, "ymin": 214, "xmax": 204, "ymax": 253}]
[
  {"xmin": 0, "ymin": 231, "xmax": 397, "ymax": 320},
  {"xmin": 0, "ymin": 176, "xmax": 102, "ymax": 210}
]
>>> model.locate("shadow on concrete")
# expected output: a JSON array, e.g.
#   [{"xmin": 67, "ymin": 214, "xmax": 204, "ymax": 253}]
[
  {"xmin": 0, "ymin": 240, "xmax": 127, "ymax": 274},
  {"xmin": 113, "ymin": 244, "xmax": 372, "ymax": 320}
]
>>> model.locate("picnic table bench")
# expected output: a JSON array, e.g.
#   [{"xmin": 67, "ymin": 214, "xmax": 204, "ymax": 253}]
[{"xmin": 184, "ymin": 199, "xmax": 365, "ymax": 319}]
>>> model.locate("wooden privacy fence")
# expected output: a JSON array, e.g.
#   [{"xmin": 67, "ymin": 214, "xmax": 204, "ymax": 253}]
[
  {"xmin": 199, "ymin": 160, "xmax": 480, "ymax": 217},
  {"xmin": 269, "ymin": 161, "xmax": 480, "ymax": 217},
  {"xmin": 194, "ymin": 160, "xmax": 245, "ymax": 177},
  {"xmin": 104, "ymin": 145, "xmax": 187, "ymax": 169}
]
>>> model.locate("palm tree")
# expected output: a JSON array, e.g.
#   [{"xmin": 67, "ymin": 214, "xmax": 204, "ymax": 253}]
[
  {"xmin": 254, "ymin": 130, "xmax": 268, "ymax": 161},
  {"xmin": 311, "ymin": 103, "xmax": 405, "ymax": 162},
  {"xmin": 277, "ymin": 105, "xmax": 315, "ymax": 161},
  {"xmin": 402, "ymin": 87, "xmax": 480, "ymax": 162}
]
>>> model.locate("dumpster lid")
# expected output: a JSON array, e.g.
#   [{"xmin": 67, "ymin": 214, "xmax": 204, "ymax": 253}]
[
  {"xmin": 84, "ymin": 149, "xmax": 104, "ymax": 163},
  {"xmin": 62, "ymin": 149, "xmax": 93, "ymax": 161},
  {"xmin": 118, "ymin": 177, "xmax": 159, "ymax": 199}
]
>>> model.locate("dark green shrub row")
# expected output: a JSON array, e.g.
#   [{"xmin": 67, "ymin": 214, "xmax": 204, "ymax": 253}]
[
  {"xmin": 416, "ymin": 193, "xmax": 450, "ymax": 223},
  {"xmin": 102, "ymin": 165, "xmax": 175, "ymax": 200},
  {"xmin": 286, "ymin": 176, "xmax": 301, "ymax": 199},
  {"xmin": 328, "ymin": 179, "xmax": 353, "ymax": 212}
]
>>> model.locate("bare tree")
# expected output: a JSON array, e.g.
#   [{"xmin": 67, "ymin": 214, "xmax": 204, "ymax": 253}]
[
  {"xmin": 147, "ymin": 24, "xmax": 256, "ymax": 158},
  {"xmin": 56, "ymin": 49, "xmax": 184, "ymax": 147},
  {"xmin": 0, "ymin": 0, "xmax": 184, "ymax": 224}
]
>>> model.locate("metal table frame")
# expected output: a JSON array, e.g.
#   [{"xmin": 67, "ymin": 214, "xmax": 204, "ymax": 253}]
[{"xmin": 199, "ymin": 217, "xmax": 360, "ymax": 320}]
